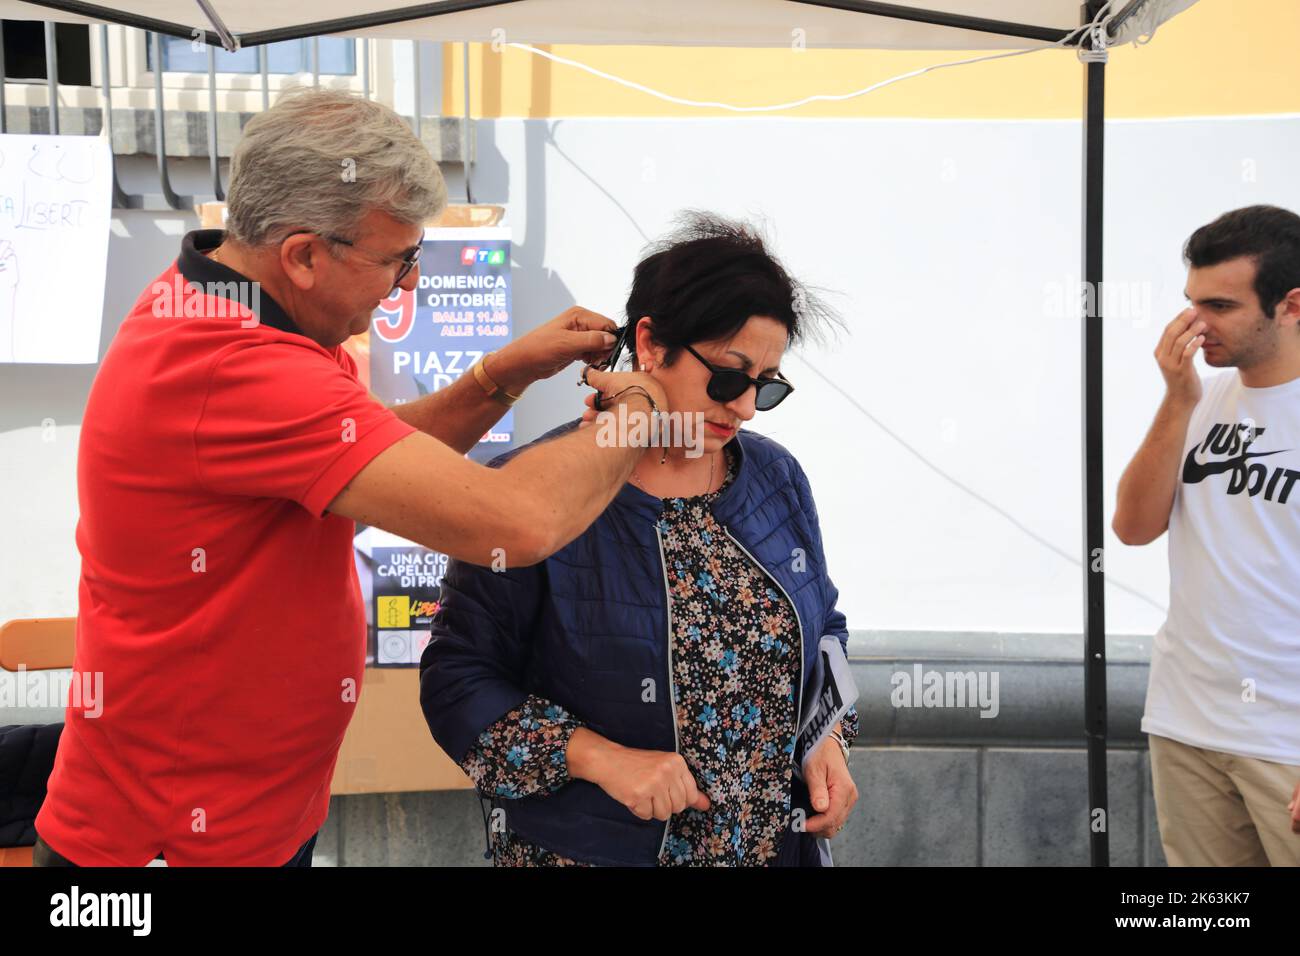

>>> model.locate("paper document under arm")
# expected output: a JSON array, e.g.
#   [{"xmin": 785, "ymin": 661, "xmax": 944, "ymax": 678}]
[{"xmin": 794, "ymin": 636, "xmax": 859, "ymax": 779}]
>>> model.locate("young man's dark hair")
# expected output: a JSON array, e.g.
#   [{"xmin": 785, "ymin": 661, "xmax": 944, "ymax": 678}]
[
  {"xmin": 1183, "ymin": 204, "xmax": 1300, "ymax": 318},
  {"xmin": 624, "ymin": 211, "xmax": 839, "ymax": 367}
]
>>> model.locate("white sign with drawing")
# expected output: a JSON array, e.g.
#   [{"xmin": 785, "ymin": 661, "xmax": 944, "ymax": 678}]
[{"xmin": 0, "ymin": 134, "xmax": 112, "ymax": 364}]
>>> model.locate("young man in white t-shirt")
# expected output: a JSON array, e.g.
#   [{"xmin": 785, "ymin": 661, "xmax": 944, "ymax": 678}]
[{"xmin": 1115, "ymin": 204, "xmax": 1300, "ymax": 866}]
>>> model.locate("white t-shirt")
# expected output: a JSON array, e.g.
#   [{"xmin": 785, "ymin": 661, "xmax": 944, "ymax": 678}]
[{"xmin": 1142, "ymin": 369, "xmax": 1300, "ymax": 765}]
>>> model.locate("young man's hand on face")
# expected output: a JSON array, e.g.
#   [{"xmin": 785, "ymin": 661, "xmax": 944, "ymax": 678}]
[{"xmin": 1156, "ymin": 307, "xmax": 1204, "ymax": 408}]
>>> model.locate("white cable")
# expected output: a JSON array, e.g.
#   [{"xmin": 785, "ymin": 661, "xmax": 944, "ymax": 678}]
[
  {"xmin": 505, "ymin": 1, "xmax": 1177, "ymax": 112},
  {"xmin": 506, "ymin": 18, "xmax": 1098, "ymax": 115}
]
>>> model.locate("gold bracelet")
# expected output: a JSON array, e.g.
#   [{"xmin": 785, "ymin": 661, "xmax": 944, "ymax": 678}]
[{"xmin": 471, "ymin": 354, "xmax": 523, "ymax": 407}]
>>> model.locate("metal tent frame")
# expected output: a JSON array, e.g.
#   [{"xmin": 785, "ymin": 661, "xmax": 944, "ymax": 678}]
[{"xmin": 11, "ymin": 0, "xmax": 1189, "ymax": 867}]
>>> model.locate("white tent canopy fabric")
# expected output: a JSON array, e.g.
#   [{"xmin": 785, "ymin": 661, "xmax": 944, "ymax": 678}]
[{"xmin": 0, "ymin": 0, "xmax": 1197, "ymax": 49}]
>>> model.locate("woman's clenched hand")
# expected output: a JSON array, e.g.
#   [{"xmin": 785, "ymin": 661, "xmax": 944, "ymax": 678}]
[{"xmin": 567, "ymin": 728, "xmax": 710, "ymax": 821}]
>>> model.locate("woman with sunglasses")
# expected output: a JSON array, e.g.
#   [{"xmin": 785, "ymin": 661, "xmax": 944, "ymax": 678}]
[{"xmin": 420, "ymin": 213, "xmax": 857, "ymax": 866}]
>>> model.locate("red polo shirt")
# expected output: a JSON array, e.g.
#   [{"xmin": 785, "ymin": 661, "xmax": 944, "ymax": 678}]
[{"xmin": 36, "ymin": 230, "xmax": 415, "ymax": 865}]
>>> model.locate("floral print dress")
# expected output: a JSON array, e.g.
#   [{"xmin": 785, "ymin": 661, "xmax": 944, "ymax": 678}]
[{"xmin": 459, "ymin": 442, "xmax": 858, "ymax": 866}]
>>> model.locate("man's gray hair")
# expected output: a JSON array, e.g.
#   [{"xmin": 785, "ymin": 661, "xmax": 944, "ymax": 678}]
[{"xmin": 225, "ymin": 87, "xmax": 447, "ymax": 248}]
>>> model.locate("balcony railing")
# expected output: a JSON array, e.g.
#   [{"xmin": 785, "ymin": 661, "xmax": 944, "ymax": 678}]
[{"xmin": 1, "ymin": 21, "xmax": 473, "ymax": 211}]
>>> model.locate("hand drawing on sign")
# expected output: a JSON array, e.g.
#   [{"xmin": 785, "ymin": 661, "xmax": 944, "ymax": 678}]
[
  {"xmin": 0, "ymin": 133, "xmax": 111, "ymax": 364},
  {"xmin": 0, "ymin": 240, "xmax": 17, "ymax": 362},
  {"xmin": 21, "ymin": 145, "xmax": 92, "ymax": 230},
  {"xmin": 28, "ymin": 140, "xmax": 95, "ymax": 185},
  {"xmin": 0, "ymin": 243, "xmax": 17, "ymax": 361}
]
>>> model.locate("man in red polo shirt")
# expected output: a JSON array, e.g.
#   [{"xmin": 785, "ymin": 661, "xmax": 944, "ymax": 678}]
[{"xmin": 33, "ymin": 88, "xmax": 665, "ymax": 866}]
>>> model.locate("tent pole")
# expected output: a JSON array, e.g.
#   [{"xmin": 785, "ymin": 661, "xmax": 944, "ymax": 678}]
[{"xmin": 1081, "ymin": 0, "xmax": 1109, "ymax": 867}]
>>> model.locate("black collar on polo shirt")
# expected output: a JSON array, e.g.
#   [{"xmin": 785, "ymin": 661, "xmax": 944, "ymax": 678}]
[{"xmin": 179, "ymin": 229, "xmax": 303, "ymax": 336}]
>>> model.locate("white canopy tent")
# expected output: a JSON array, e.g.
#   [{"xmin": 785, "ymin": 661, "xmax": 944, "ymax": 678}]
[
  {"xmin": 0, "ymin": 0, "xmax": 1196, "ymax": 49},
  {"xmin": 2, "ymin": 0, "xmax": 1205, "ymax": 866}
]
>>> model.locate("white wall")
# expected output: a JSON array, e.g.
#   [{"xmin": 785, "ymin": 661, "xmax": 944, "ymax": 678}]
[
  {"xmin": 475, "ymin": 113, "xmax": 1300, "ymax": 636},
  {"xmin": 3, "ymin": 115, "xmax": 1297, "ymax": 638}
]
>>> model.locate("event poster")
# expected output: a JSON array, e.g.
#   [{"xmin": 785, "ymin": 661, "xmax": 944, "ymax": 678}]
[
  {"xmin": 357, "ymin": 226, "xmax": 514, "ymax": 666},
  {"xmin": 368, "ymin": 226, "xmax": 514, "ymax": 455},
  {"xmin": 353, "ymin": 527, "xmax": 452, "ymax": 666}
]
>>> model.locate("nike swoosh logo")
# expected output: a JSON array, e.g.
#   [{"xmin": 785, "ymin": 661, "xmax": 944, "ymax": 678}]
[{"xmin": 1182, "ymin": 446, "xmax": 1289, "ymax": 483}]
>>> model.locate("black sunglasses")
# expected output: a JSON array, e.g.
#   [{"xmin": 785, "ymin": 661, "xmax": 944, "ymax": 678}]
[
  {"xmin": 594, "ymin": 324, "xmax": 794, "ymax": 412},
  {"xmin": 682, "ymin": 344, "xmax": 795, "ymax": 411}
]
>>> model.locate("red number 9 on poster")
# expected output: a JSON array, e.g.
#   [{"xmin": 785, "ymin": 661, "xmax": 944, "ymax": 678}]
[{"xmin": 372, "ymin": 286, "xmax": 416, "ymax": 343}]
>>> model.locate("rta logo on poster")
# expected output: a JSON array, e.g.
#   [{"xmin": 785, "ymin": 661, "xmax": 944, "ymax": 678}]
[{"xmin": 460, "ymin": 246, "xmax": 506, "ymax": 267}]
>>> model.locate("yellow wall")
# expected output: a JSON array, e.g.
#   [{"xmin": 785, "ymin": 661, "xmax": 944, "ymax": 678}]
[{"xmin": 441, "ymin": 0, "xmax": 1299, "ymax": 120}]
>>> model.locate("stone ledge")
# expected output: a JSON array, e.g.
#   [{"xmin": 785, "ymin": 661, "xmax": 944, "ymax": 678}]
[
  {"xmin": 847, "ymin": 629, "xmax": 1152, "ymax": 662},
  {"xmin": 846, "ymin": 630, "xmax": 1151, "ymax": 746}
]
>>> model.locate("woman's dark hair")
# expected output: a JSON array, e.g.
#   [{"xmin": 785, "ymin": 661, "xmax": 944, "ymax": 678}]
[
  {"xmin": 624, "ymin": 211, "xmax": 839, "ymax": 368},
  {"xmin": 1183, "ymin": 205, "xmax": 1300, "ymax": 318}
]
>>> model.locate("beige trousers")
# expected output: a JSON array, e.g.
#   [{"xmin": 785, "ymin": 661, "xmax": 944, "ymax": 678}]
[{"xmin": 1149, "ymin": 733, "xmax": 1300, "ymax": 866}]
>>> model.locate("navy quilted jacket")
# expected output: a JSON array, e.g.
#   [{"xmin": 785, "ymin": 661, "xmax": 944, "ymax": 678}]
[{"xmin": 419, "ymin": 418, "xmax": 849, "ymax": 866}]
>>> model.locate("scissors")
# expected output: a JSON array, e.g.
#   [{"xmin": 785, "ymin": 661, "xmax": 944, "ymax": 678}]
[{"xmin": 586, "ymin": 322, "xmax": 635, "ymax": 411}]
